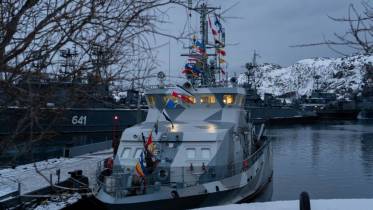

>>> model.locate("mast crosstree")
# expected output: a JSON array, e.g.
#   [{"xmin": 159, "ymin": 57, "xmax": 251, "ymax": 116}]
[{"xmin": 181, "ymin": 2, "xmax": 223, "ymax": 86}]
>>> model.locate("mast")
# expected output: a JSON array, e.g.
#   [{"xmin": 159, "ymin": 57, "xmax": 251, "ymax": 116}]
[
  {"xmin": 245, "ymin": 51, "xmax": 260, "ymax": 89},
  {"xmin": 60, "ymin": 47, "xmax": 78, "ymax": 81},
  {"xmin": 181, "ymin": 2, "xmax": 220, "ymax": 87},
  {"xmin": 253, "ymin": 50, "xmax": 259, "ymax": 68}
]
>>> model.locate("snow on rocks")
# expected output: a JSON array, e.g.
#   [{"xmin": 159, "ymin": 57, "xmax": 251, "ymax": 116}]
[
  {"xmin": 196, "ymin": 199, "xmax": 373, "ymax": 210},
  {"xmin": 238, "ymin": 54, "xmax": 373, "ymax": 98}
]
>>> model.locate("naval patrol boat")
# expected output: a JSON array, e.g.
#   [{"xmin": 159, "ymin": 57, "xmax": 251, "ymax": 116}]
[{"xmin": 94, "ymin": 2, "xmax": 273, "ymax": 209}]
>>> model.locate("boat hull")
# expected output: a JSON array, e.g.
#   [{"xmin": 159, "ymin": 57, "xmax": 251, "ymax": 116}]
[
  {"xmin": 316, "ymin": 110, "xmax": 360, "ymax": 120},
  {"xmin": 247, "ymin": 106, "xmax": 317, "ymax": 124},
  {"xmin": 360, "ymin": 110, "xmax": 373, "ymax": 119},
  {"xmin": 95, "ymin": 141, "xmax": 273, "ymax": 210}
]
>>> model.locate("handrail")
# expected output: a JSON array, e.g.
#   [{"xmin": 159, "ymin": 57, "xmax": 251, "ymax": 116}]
[{"xmin": 95, "ymin": 139, "xmax": 270, "ymax": 198}]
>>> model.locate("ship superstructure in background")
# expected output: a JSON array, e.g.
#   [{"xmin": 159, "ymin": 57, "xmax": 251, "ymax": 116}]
[
  {"xmin": 359, "ymin": 63, "xmax": 373, "ymax": 118},
  {"xmin": 0, "ymin": 45, "xmax": 147, "ymax": 165},
  {"xmin": 94, "ymin": 2, "xmax": 273, "ymax": 209},
  {"xmin": 243, "ymin": 52, "xmax": 317, "ymax": 123},
  {"xmin": 300, "ymin": 75, "xmax": 360, "ymax": 119}
]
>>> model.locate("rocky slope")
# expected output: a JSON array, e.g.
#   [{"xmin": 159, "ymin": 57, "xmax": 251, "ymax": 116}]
[{"xmin": 239, "ymin": 54, "xmax": 373, "ymax": 99}]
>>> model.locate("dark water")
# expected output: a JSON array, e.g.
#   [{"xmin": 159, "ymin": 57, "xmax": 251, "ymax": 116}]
[
  {"xmin": 267, "ymin": 120, "xmax": 373, "ymax": 201},
  {"xmin": 0, "ymin": 132, "xmax": 113, "ymax": 166},
  {"xmin": 67, "ymin": 120, "xmax": 373, "ymax": 209}
]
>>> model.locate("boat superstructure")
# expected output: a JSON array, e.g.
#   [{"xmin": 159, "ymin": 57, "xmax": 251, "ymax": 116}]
[
  {"xmin": 301, "ymin": 88, "xmax": 359, "ymax": 120},
  {"xmin": 94, "ymin": 2, "xmax": 272, "ymax": 209},
  {"xmin": 95, "ymin": 86, "xmax": 272, "ymax": 209}
]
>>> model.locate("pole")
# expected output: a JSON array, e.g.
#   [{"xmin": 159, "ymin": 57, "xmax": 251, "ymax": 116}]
[
  {"xmin": 168, "ymin": 40, "xmax": 171, "ymax": 84},
  {"xmin": 112, "ymin": 115, "xmax": 120, "ymax": 157}
]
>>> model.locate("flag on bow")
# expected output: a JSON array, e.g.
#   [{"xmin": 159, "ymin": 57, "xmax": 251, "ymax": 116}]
[
  {"xmin": 145, "ymin": 132, "xmax": 156, "ymax": 156},
  {"xmin": 154, "ymin": 120, "xmax": 159, "ymax": 135},
  {"xmin": 166, "ymin": 98, "xmax": 177, "ymax": 109},
  {"xmin": 146, "ymin": 132, "xmax": 153, "ymax": 147},
  {"xmin": 135, "ymin": 152, "xmax": 146, "ymax": 177},
  {"xmin": 162, "ymin": 110, "xmax": 174, "ymax": 128}
]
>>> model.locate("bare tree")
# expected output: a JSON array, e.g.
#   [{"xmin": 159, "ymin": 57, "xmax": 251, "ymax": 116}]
[
  {"xmin": 0, "ymin": 0, "xmax": 182, "ymax": 165},
  {"xmin": 293, "ymin": 1, "xmax": 372, "ymax": 56}
]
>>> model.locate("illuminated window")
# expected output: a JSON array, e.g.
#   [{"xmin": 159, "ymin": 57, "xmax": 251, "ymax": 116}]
[
  {"xmin": 121, "ymin": 148, "xmax": 132, "ymax": 159},
  {"xmin": 223, "ymin": 95, "xmax": 235, "ymax": 105},
  {"xmin": 186, "ymin": 148, "xmax": 196, "ymax": 159},
  {"xmin": 147, "ymin": 95, "xmax": 156, "ymax": 107},
  {"xmin": 201, "ymin": 148, "xmax": 211, "ymax": 159},
  {"xmin": 134, "ymin": 148, "xmax": 142, "ymax": 158},
  {"xmin": 200, "ymin": 95, "xmax": 216, "ymax": 104},
  {"xmin": 185, "ymin": 96, "xmax": 196, "ymax": 104}
]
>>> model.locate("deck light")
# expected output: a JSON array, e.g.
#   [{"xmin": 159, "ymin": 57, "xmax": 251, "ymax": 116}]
[{"xmin": 207, "ymin": 124, "xmax": 217, "ymax": 133}]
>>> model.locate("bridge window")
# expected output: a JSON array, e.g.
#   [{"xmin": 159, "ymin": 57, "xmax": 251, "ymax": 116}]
[
  {"xmin": 186, "ymin": 148, "xmax": 196, "ymax": 159},
  {"xmin": 134, "ymin": 148, "xmax": 142, "ymax": 158},
  {"xmin": 121, "ymin": 148, "xmax": 132, "ymax": 159},
  {"xmin": 185, "ymin": 96, "xmax": 196, "ymax": 104},
  {"xmin": 223, "ymin": 95, "xmax": 235, "ymax": 105},
  {"xmin": 200, "ymin": 95, "xmax": 216, "ymax": 104},
  {"xmin": 201, "ymin": 148, "xmax": 211, "ymax": 159}
]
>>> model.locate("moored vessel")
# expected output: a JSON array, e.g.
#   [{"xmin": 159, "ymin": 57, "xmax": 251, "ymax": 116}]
[{"xmin": 94, "ymin": 2, "xmax": 273, "ymax": 209}]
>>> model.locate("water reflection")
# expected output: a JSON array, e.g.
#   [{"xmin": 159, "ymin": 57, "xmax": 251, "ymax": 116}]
[
  {"xmin": 266, "ymin": 120, "xmax": 373, "ymax": 201},
  {"xmin": 360, "ymin": 133, "xmax": 373, "ymax": 178},
  {"xmin": 311, "ymin": 132, "xmax": 321, "ymax": 168}
]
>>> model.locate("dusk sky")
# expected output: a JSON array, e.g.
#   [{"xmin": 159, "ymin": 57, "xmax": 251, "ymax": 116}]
[{"xmin": 153, "ymin": 0, "xmax": 360, "ymax": 79}]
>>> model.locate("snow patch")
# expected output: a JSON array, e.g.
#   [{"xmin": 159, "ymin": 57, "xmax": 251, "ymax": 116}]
[
  {"xmin": 239, "ymin": 54, "xmax": 372, "ymax": 98},
  {"xmin": 0, "ymin": 149, "xmax": 111, "ymax": 198},
  {"xmin": 196, "ymin": 199, "xmax": 373, "ymax": 210},
  {"xmin": 33, "ymin": 193, "xmax": 81, "ymax": 210}
]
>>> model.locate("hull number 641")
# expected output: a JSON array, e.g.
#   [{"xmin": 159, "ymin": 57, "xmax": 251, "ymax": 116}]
[{"xmin": 72, "ymin": 116, "xmax": 87, "ymax": 125}]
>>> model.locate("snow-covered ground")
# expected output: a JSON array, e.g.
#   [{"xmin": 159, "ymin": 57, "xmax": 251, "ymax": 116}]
[
  {"xmin": 0, "ymin": 149, "xmax": 112, "ymax": 199},
  {"xmin": 238, "ymin": 54, "xmax": 373, "ymax": 98},
  {"xmin": 33, "ymin": 193, "xmax": 81, "ymax": 210},
  {"xmin": 197, "ymin": 199, "xmax": 373, "ymax": 210}
]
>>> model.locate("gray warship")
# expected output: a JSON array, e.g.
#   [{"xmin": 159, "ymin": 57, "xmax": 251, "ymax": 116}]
[
  {"xmin": 300, "ymin": 76, "xmax": 360, "ymax": 120},
  {"xmin": 0, "ymin": 47, "xmax": 147, "ymax": 165},
  {"xmin": 243, "ymin": 52, "xmax": 317, "ymax": 124},
  {"xmin": 94, "ymin": 3, "xmax": 273, "ymax": 209}
]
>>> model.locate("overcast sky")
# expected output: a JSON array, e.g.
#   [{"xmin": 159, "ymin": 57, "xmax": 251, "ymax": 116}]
[{"xmin": 153, "ymin": 0, "xmax": 360, "ymax": 79}]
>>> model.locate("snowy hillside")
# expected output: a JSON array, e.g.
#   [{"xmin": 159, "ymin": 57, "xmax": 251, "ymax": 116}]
[{"xmin": 239, "ymin": 54, "xmax": 373, "ymax": 98}]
